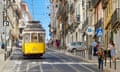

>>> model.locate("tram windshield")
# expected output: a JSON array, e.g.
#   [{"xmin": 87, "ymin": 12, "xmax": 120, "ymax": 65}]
[
  {"xmin": 24, "ymin": 33, "xmax": 30, "ymax": 42},
  {"xmin": 31, "ymin": 33, "xmax": 38, "ymax": 42},
  {"xmin": 38, "ymin": 33, "xmax": 45, "ymax": 42}
]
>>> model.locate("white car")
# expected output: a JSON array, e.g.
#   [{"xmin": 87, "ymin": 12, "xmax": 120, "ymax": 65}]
[{"xmin": 66, "ymin": 42, "xmax": 82, "ymax": 52}]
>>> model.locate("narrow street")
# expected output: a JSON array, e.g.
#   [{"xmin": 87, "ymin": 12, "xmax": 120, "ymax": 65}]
[
  {"xmin": 0, "ymin": 0, "xmax": 120, "ymax": 72},
  {"xmin": 2, "ymin": 47, "xmax": 99, "ymax": 72}
]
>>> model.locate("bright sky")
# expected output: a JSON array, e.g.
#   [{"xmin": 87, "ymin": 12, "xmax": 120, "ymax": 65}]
[{"xmin": 23, "ymin": 0, "xmax": 50, "ymax": 42}]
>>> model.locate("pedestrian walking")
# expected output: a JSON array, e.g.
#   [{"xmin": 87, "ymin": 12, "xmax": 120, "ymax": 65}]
[
  {"xmin": 96, "ymin": 47, "xmax": 105, "ymax": 70},
  {"xmin": 108, "ymin": 40, "xmax": 116, "ymax": 61},
  {"xmin": 55, "ymin": 40, "xmax": 60, "ymax": 49},
  {"xmin": 1, "ymin": 42, "xmax": 5, "ymax": 49},
  {"xmin": 92, "ymin": 39, "xmax": 98, "ymax": 56}
]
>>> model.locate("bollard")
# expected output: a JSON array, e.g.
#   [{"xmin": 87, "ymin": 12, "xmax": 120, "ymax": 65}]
[
  {"xmin": 4, "ymin": 52, "xmax": 6, "ymax": 60},
  {"xmin": 114, "ymin": 59, "xmax": 116, "ymax": 70},
  {"xmin": 110, "ymin": 57, "xmax": 112, "ymax": 68},
  {"xmin": 104, "ymin": 56, "xmax": 107, "ymax": 66}
]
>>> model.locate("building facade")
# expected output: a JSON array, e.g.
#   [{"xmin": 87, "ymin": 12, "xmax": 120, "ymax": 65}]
[
  {"xmin": 103, "ymin": 0, "xmax": 120, "ymax": 58},
  {"xmin": 49, "ymin": 0, "xmax": 120, "ymax": 59},
  {"xmin": 49, "ymin": 0, "xmax": 83, "ymax": 48},
  {"xmin": 18, "ymin": 2, "xmax": 32, "ymax": 41},
  {"xmin": 1, "ymin": 0, "xmax": 23, "ymax": 54}
]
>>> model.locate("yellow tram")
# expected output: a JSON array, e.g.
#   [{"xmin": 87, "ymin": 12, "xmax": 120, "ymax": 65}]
[{"xmin": 22, "ymin": 21, "xmax": 46, "ymax": 56}]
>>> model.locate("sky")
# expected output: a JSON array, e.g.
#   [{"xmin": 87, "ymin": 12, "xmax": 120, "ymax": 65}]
[{"xmin": 23, "ymin": 0, "xmax": 50, "ymax": 42}]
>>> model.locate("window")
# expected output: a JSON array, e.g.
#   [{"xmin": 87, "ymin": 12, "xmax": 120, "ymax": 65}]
[
  {"xmin": 76, "ymin": 42, "xmax": 81, "ymax": 45},
  {"xmin": 71, "ymin": 42, "xmax": 75, "ymax": 46},
  {"xmin": 13, "ymin": 0, "xmax": 16, "ymax": 3},
  {"xmin": 56, "ymin": 4, "xmax": 58, "ymax": 8},
  {"xmin": 31, "ymin": 33, "xmax": 38, "ymax": 42},
  {"xmin": 38, "ymin": 33, "xmax": 45, "ymax": 42},
  {"xmin": 24, "ymin": 33, "xmax": 30, "ymax": 42}
]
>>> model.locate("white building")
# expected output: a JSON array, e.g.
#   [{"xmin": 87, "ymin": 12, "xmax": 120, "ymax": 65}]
[{"xmin": 66, "ymin": 0, "xmax": 83, "ymax": 44}]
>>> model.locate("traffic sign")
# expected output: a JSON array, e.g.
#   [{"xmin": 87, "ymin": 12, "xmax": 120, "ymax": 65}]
[
  {"xmin": 96, "ymin": 28, "xmax": 103, "ymax": 37},
  {"xmin": 86, "ymin": 26, "xmax": 94, "ymax": 35}
]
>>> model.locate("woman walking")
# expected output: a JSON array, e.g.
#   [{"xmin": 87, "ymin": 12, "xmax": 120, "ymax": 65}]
[{"xmin": 108, "ymin": 40, "xmax": 116, "ymax": 61}]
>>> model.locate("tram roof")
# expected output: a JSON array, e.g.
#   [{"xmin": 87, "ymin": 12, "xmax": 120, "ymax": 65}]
[
  {"xmin": 24, "ymin": 28, "xmax": 45, "ymax": 31},
  {"xmin": 24, "ymin": 20, "xmax": 45, "ymax": 31}
]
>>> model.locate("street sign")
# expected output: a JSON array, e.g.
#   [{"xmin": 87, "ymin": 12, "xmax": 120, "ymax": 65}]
[
  {"xmin": 86, "ymin": 26, "xmax": 94, "ymax": 35},
  {"xmin": 96, "ymin": 28, "xmax": 103, "ymax": 37}
]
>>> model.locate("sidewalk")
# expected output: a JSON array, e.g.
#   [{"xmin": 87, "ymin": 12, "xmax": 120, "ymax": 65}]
[
  {"xmin": 104, "ymin": 59, "xmax": 120, "ymax": 72},
  {"xmin": 0, "ymin": 46, "xmax": 13, "ymax": 71},
  {"xmin": 0, "ymin": 49, "xmax": 6, "ymax": 71}
]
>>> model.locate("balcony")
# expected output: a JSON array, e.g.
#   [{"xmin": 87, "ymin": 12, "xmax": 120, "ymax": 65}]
[
  {"xmin": 65, "ymin": 2, "xmax": 70, "ymax": 13},
  {"xmin": 8, "ymin": 0, "xmax": 18, "ymax": 10},
  {"xmin": 82, "ymin": 17, "xmax": 88, "ymax": 30},
  {"xmin": 56, "ymin": 4, "xmax": 65, "ymax": 19},
  {"xmin": 70, "ymin": 3, "xmax": 75, "ymax": 14},
  {"xmin": 51, "ymin": 28, "xmax": 56, "ymax": 34},
  {"xmin": 94, "ymin": 18, "xmax": 103, "ymax": 28},
  {"xmin": 111, "ymin": 8, "xmax": 120, "ymax": 27},
  {"xmin": 75, "ymin": 14, "xmax": 80, "ymax": 24},
  {"xmin": 48, "ymin": 24, "xmax": 51, "ymax": 28},
  {"xmin": 102, "ymin": 0, "xmax": 109, "ymax": 9},
  {"xmin": 68, "ymin": 22, "xmax": 78, "ymax": 33},
  {"xmin": 64, "ymin": 15, "xmax": 68, "ymax": 22},
  {"xmin": 91, "ymin": 0, "xmax": 99, "ymax": 8}
]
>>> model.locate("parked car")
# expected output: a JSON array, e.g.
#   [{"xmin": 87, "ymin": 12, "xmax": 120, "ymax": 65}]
[{"xmin": 66, "ymin": 42, "xmax": 82, "ymax": 52}]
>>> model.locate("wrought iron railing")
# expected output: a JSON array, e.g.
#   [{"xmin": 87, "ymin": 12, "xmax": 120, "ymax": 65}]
[
  {"xmin": 82, "ymin": 17, "xmax": 88, "ymax": 29},
  {"xmin": 76, "ymin": 14, "xmax": 80, "ymax": 23},
  {"xmin": 111, "ymin": 8, "xmax": 120, "ymax": 26},
  {"xmin": 56, "ymin": 4, "xmax": 64, "ymax": 19},
  {"xmin": 70, "ymin": 3, "xmax": 75, "ymax": 14},
  {"xmin": 91, "ymin": 0, "xmax": 99, "ymax": 8},
  {"xmin": 102, "ymin": 0, "xmax": 109, "ymax": 9},
  {"xmin": 94, "ymin": 18, "xmax": 103, "ymax": 28}
]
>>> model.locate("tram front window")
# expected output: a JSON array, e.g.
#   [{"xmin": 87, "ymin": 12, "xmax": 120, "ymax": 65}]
[
  {"xmin": 31, "ymin": 33, "xmax": 38, "ymax": 42},
  {"xmin": 24, "ymin": 33, "xmax": 30, "ymax": 42},
  {"xmin": 38, "ymin": 33, "xmax": 44, "ymax": 42}
]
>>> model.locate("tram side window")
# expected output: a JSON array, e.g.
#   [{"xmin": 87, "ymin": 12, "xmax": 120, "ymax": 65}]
[
  {"xmin": 38, "ymin": 33, "xmax": 44, "ymax": 42},
  {"xmin": 31, "ymin": 33, "xmax": 38, "ymax": 42},
  {"xmin": 24, "ymin": 33, "xmax": 30, "ymax": 42}
]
